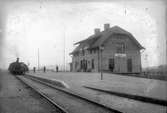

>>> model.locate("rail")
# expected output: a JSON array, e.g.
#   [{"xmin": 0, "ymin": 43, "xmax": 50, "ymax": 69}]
[{"xmin": 16, "ymin": 76, "xmax": 69, "ymax": 113}]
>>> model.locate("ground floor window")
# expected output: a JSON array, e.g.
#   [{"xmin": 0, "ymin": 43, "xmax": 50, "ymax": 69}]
[
  {"xmin": 75, "ymin": 62, "xmax": 78, "ymax": 69},
  {"xmin": 80, "ymin": 60, "xmax": 82, "ymax": 69},
  {"xmin": 92, "ymin": 59, "xmax": 94, "ymax": 69}
]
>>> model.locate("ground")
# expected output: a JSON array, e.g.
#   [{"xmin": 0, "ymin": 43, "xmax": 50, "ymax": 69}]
[{"xmin": 0, "ymin": 71, "xmax": 60, "ymax": 113}]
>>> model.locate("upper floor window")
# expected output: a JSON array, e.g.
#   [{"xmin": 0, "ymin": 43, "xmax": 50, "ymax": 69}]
[
  {"xmin": 82, "ymin": 50, "xmax": 85, "ymax": 56},
  {"xmin": 74, "ymin": 52, "xmax": 79, "ymax": 57},
  {"xmin": 89, "ymin": 49, "xmax": 96, "ymax": 54},
  {"xmin": 116, "ymin": 42, "xmax": 125, "ymax": 53},
  {"xmin": 89, "ymin": 49, "xmax": 93, "ymax": 54}
]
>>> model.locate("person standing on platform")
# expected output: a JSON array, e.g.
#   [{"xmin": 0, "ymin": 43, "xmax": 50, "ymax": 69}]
[
  {"xmin": 44, "ymin": 66, "xmax": 46, "ymax": 73},
  {"xmin": 56, "ymin": 66, "xmax": 59, "ymax": 72},
  {"xmin": 33, "ymin": 67, "xmax": 36, "ymax": 73}
]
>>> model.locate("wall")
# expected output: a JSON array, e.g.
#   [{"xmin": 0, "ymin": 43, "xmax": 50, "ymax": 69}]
[
  {"xmin": 72, "ymin": 49, "xmax": 99, "ymax": 72},
  {"xmin": 102, "ymin": 34, "xmax": 141, "ymax": 73}
]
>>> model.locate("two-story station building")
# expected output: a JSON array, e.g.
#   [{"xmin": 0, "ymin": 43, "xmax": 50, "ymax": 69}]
[{"xmin": 70, "ymin": 24, "xmax": 144, "ymax": 73}]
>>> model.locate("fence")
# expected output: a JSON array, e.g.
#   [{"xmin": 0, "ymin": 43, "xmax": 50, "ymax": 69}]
[{"xmin": 140, "ymin": 71, "xmax": 167, "ymax": 81}]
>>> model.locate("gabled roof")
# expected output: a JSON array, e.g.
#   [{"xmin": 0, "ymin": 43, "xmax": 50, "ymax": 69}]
[
  {"xmin": 70, "ymin": 25, "xmax": 144, "ymax": 54},
  {"xmin": 71, "ymin": 35, "xmax": 101, "ymax": 54}
]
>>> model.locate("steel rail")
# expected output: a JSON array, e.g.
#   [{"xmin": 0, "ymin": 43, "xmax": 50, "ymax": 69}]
[
  {"xmin": 16, "ymin": 76, "xmax": 69, "ymax": 113},
  {"xmin": 24, "ymin": 75, "xmax": 123, "ymax": 113}
]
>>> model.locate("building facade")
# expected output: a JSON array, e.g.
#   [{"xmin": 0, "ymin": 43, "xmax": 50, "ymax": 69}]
[{"xmin": 70, "ymin": 24, "xmax": 144, "ymax": 73}]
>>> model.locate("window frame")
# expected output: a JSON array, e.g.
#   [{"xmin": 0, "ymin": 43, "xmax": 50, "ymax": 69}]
[{"xmin": 116, "ymin": 42, "xmax": 125, "ymax": 53}]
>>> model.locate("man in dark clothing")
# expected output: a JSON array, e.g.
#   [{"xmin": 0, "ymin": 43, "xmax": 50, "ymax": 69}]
[
  {"xmin": 44, "ymin": 66, "xmax": 46, "ymax": 73},
  {"xmin": 33, "ymin": 67, "xmax": 36, "ymax": 73},
  {"xmin": 56, "ymin": 66, "xmax": 58, "ymax": 72}
]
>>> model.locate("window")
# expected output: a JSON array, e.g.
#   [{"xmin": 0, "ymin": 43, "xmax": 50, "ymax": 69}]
[
  {"xmin": 92, "ymin": 59, "xmax": 94, "ymax": 69},
  {"xmin": 74, "ymin": 52, "xmax": 79, "ymax": 57},
  {"xmin": 89, "ymin": 50, "xmax": 92, "ymax": 54},
  {"xmin": 82, "ymin": 50, "xmax": 85, "ymax": 56},
  {"xmin": 89, "ymin": 49, "xmax": 97, "ymax": 54},
  {"xmin": 76, "ymin": 52, "xmax": 79, "ymax": 56},
  {"xmin": 75, "ymin": 62, "xmax": 78, "ymax": 69},
  {"xmin": 116, "ymin": 42, "xmax": 125, "ymax": 53},
  {"xmin": 80, "ymin": 60, "xmax": 83, "ymax": 69}
]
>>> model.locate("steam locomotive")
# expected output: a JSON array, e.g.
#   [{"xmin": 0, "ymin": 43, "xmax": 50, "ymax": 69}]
[{"xmin": 8, "ymin": 58, "xmax": 29, "ymax": 75}]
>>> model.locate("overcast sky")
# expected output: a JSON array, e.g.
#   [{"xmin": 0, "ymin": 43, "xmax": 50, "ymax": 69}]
[{"xmin": 0, "ymin": 0, "xmax": 166, "ymax": 70}]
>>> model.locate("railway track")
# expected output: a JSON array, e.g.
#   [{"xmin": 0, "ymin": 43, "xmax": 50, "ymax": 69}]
[
  {"xmin": 16, "ymin": 76, "xmax": 68, "ymax": 113},
  {"xmin": 17, "ymin": 75, "xmax": 123, "ymax": 113}
]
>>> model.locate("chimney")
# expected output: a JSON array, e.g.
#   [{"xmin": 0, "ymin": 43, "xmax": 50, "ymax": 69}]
[
  {"xmin": 104, "ymin": 23, "xmax": 110, "ymax": 31},
  {"xmin": 16, "ymin": 58, "xmax": 19, "ymax": 63},
  {"xmin": 94, "ymin": 28, "xmax": 100, "ymax": 35}
]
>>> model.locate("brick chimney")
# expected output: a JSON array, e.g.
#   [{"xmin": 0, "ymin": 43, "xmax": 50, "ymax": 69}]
[
  {"xmin": 94, "ymin": 28, "xmax": 100, "ymax": 35},
  {"xmin": 16, "ymin": 58, "xmax": 19, "ymax": 63},
  {"xmin": 104, "ymin": 23, "xmax": 110, "ymax": 31}
]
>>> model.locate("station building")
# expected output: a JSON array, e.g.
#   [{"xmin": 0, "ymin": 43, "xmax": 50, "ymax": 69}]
[{"xmin": 70, "ymin": 24, "xmax": 144, "ymax": 73}]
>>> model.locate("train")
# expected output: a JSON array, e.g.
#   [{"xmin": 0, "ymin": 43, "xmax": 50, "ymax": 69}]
[{"xmin": 8, "ymin": 58, "xmax": 29, "ymax": 75}]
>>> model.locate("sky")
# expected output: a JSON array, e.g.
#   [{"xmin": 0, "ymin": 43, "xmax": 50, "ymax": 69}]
[{"xmin": 0, "ymin": 0, "xmax": 166, "ymax": 70}]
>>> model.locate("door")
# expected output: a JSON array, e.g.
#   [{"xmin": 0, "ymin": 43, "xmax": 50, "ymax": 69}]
[
  {"xmin": 85, "ymin": 60, "xmax": 87, "ymax": 71},
  {"xmin": 127, "ymin": 59, "xmax": 132, "ymax": 72},
  {"xmin": 80, "ymin": 60, "xmax": 82, "ymax": 70},
  {"xmin": 109, "ymin": 58, "xmax": 114, "ymax": 72},
  {"xmin": 82, "ymin": 59, "xmax": 87, "ymax": 72},
  {"xmin": 115, "ymin": 57, "xmax": 127, "ymax": 73}
]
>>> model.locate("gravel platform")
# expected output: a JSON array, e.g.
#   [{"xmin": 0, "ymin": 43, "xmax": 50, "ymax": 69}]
[{"xmin": 28, "ymin": 71, "xmax": 167, "ymax": 113}]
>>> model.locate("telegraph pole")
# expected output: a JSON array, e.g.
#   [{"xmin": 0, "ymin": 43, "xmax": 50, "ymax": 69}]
[
  {"xmin": 100, "ymin": 46, "xmax": 104, "ymax": 80},
  {"xmin": 38, "ymin": 48, "xmax": 39, "ymax": 70},
  {"xmin": 100, "ymin": 49, "xmax": 103, "ymax": 80},
  {"xmin": 63, "ymin": 25, "xmax": 66, "ymax": 72}
]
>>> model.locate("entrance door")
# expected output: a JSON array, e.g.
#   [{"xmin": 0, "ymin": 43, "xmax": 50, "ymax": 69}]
[
  {"xmin": 115, "ymin": 57, "xmax": 127, "ymax": 73},
  {"xmin": 80, "ymin": 60, "xmax": 82, "ymax": 70},
  {"xmin": 82, "ymin": 59, "xmax": 87, "ymax": 72},
  {"xmin": 127, "ymin": 59, "xmax": 132, "ymax": 72},
  {"xmin": 85, "ymin": 60, "xmax": 87, "ymax": 71},
  {"xmin": 109, "ymin": 59, "xmax": 114, "ymax": 72}
]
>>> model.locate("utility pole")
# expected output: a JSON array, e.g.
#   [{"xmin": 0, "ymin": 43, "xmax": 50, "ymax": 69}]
[
  {"xmin": 38, "ymin": 48, "xmax": 40, "ymax": 71},
  {"xmin": 100, "ymin": 46, "xmax": 104, "ymax": 80},
  {"xmin": 100, "ymin": 49, "xmax": 103, "ymax": 80},
  {"xmin": 63, "ymin": 25, "xmax": 66, "ymax": 72}
]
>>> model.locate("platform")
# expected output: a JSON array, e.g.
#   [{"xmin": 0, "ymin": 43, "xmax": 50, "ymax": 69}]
[{"xmin": 28, "ymin": 71, "xmax": 167, "ymax": 113}]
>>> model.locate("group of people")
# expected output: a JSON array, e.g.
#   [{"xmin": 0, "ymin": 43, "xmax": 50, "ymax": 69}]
[{"xmin": 33, "ymin": 66, "xmax": 59, "ymax": 73}]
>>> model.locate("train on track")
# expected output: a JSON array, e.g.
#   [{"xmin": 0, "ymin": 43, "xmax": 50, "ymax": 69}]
[{"xmin": 8, "ymin": 58, "xmax": 29, "ymax": 75}]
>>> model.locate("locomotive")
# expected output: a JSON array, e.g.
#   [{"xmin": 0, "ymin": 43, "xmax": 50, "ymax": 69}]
[{"xmin": 8, "ymin": 58, "xmax": 29, "ymax": 75}]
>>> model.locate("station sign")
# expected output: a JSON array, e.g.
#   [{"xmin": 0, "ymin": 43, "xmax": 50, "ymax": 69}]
[{"xmin": 115, "ymin": 53, "xmax": 127, "ymax": 57}]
